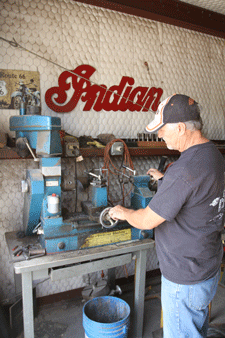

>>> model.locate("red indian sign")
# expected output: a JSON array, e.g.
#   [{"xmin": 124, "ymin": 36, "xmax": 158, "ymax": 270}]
[{"xmin": 45, "ymin": 65, "xmax": 163, "ymax": 113}]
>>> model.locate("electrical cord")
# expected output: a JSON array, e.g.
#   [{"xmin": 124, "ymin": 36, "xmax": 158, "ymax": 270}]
[
  {"xmin": 103, "ymin": 139, "xmax": 134, "ymax": 206},
  {"xmin": 74, "ymin": 157, "xmax": 78, "ymax": 213}
]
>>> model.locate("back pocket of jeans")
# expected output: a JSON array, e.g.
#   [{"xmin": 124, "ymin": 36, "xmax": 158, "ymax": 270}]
[{"xmin": 189, "ymin": 272, "xmax": 219, "ymax": 310}]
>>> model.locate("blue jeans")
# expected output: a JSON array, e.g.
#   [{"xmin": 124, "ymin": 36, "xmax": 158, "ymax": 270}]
[{"xmin": 161, "ymin": 269, "xmax": 220, "ymax": 338}]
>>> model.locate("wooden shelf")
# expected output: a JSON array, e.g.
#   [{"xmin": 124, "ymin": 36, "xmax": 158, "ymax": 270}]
[
  {"xmin": 0, "ymin": 147, "xmax": 22, "ymax": 159},
  {"xmin": 0, "ymin": 145, "xmax": 224, "ymax": 160},
  {"xmin": 79, "ymin": 147, "xmax": 179, "ymax": 157},
  {"xmin": 80, "ymin": 146, "xmax": 225, "ymax": 157}
]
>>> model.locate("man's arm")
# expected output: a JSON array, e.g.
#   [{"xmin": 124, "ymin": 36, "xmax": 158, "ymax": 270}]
[{"xmin": 108, "ymin": 205, "xmax": 166, "ymax": 230}]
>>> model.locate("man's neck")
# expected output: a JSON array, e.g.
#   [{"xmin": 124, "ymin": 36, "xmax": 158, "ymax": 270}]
[{"xmin": 179, "ymin": 131, "xmax": 209, "ymax": 152}]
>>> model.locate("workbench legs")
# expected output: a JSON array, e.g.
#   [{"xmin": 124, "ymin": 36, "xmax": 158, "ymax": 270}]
[
  {"xmin": 20, "ymin": 248, "xmax": 149, "ymax": 338},
  {"xmin": 133, "ymin": 248, "xmax": 148, "ymax": 338},
  {"xmin": 21, "ymin": 271, "xmax": 34, "ymax": 338}
]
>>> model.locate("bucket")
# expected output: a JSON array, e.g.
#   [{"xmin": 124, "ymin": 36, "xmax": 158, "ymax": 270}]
[{"xmin": 83, "ymin": 296, "xmax": 130, "ymax": 338}]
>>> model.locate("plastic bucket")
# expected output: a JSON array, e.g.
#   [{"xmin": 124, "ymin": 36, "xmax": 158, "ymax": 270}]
[{"xmin": 83, "ymin": 296, "xmax": 130, "ymax": 338}]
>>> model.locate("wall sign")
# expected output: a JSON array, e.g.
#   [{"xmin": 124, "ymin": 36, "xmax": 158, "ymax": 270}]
[
  {"xmin": 45, "ymin": 65, "xmax": 163, "ymax": 113},
  {"xmin": 0, "ymin": 70, "xmax": 40, "ymax": 109}
]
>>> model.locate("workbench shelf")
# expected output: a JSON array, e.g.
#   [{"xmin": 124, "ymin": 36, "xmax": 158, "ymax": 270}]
[
  {"xmin": 79, "ymin": 147, "xmax": 180, "ymax": 157},
  {"xmin": 0, "ymin": 145, "xmax": 224, "ymax": 159}
]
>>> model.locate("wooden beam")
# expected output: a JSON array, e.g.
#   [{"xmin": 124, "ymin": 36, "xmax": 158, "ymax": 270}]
[{"xmin": 76, "ymin": 0, "xmax": 225, "ymax": 38}]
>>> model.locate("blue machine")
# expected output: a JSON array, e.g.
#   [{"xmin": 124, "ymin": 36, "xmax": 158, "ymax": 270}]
[
  {"xmin": 130, "ymin": 175, "xmax": 154, "ymax": 239},
  {"xmin": 131, "ymin": 175, "xmax": 154, "ymax": 209},
  {"xmin": 10, "ymin": 112, "xmax": 154, "ymax": 254},
  {"xmin": 92, "ymin": 185, "xmax": 108, "ymax": 208},
  {"xmin": 92, "ymin": 175, "xmax": 154, "ymax": 240},
  {"xmin": 10, "ymin": 114, "xmax": 81, "ymax": 253}
]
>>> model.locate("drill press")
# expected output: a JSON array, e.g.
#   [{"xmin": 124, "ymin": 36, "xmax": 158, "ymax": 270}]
[{"xmin": 10, "ymin": 114, "xmax": 83, "ymax": 253}]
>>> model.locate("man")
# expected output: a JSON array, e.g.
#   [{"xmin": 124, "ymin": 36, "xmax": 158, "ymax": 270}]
[{"xmin": 109, "ymin": 94, "xmax": 225, "ymax": 338}]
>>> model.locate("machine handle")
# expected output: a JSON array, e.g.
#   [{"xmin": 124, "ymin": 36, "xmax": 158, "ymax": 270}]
[
  {"xmin": 122, "ymin": 164, "xmax": 136, "ymax": 176},
  {"xmin": 24, "ymin": 138, "xmax": 39, "ymax": 162},
  {"xmin": 99, "ymin": 207, "xmax": 118, "ymax": 229}
]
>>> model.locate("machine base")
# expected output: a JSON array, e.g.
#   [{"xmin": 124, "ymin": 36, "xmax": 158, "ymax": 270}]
[{"xmin": 40, "ymin": 213, "xmax": 153, "ymax": 254}]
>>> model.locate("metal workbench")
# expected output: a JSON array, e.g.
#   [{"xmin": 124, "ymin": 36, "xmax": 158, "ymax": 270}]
[{"xmin": 5, "ymin": 232, "xmax": 154, "ymax": 338}]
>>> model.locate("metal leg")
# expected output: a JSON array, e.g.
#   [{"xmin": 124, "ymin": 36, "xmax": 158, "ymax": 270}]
[
  {"xmin": 133, "ymin": 249, "xmax": 148, "ymax": 338},
  {"xmin": 108, "ymin": 267, "xmax": 116, "ymax": 290},
  {"xmin": 21, "ymin": 272, "xmax": 34, "ymax": 338}
]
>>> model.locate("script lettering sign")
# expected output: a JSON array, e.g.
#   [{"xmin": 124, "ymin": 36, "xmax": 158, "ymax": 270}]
[{"xmin": 45, "ymin": 65, "xmax": 163, "ymax": 113}]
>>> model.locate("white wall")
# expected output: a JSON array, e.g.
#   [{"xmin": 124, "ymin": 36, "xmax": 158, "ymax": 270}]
[{"xmin": 1, "ymin": 0, "xmax": 225, "ymax": 139}]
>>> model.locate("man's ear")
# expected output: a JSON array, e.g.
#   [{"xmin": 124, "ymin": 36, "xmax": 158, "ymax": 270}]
[{"xmin": 177, "ymin": 122, "xmax": 186, "ymax": 136}]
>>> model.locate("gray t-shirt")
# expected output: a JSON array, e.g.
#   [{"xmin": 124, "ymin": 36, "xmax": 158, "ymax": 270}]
[{"xmin": 149, "ymin": 141, "xmax": 225, "ymax": 284}]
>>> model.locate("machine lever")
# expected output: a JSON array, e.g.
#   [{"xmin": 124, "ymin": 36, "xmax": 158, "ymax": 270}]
[
  {"xmin": 88, "ymin": 172, "xmax": 101, "ymax": 181},
  {"xmin": 122, "ymin": 165, "xmax": 136, "ymax": 176},
  {"xmin": 24, "ymin": 138, "xmax": 40, "ymax": 162},
  {"xmin": 32, "ymin": 222, "xmax": 41, "ymax": 233}
]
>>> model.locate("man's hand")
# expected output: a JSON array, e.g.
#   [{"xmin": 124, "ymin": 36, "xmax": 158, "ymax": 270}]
[
  {"xmin": 109, "ymin": 205, "xmax": 127, "ymax": 221},
  {"xmin": 109, "ymin": 205, "xmax": 166, "ymax": 230},
  {"xmin": 147, "ymin": 168, "xmax": 164, "ymax": 180}
]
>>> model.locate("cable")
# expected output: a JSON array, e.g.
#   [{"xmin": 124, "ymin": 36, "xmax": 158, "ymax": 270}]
[
  {"xmin": 103, "ymin": 139, "xmax": 134, "ymax": 206},
  {"xmin": 74, "ymin": 157, "xmax": 78, "ymax": 213}
]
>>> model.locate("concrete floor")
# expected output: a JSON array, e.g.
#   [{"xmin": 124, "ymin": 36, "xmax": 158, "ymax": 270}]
[{"xmin": 18, "ymin": 275, "xmax": 225, "ymax": 338}]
